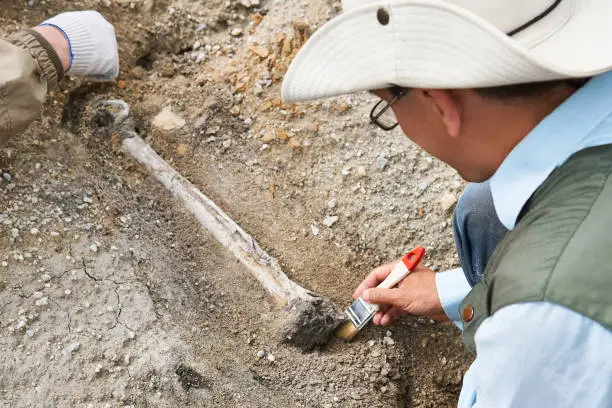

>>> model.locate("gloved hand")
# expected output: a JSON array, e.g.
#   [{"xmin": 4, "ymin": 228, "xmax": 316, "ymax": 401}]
[{"xmin": 39, "ymin": 11, "xmax": 119, "ymax": 80}]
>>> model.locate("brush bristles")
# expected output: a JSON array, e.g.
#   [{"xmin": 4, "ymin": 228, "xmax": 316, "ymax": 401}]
[{"xmin": 335, "ymin": 320, "xmax": 360, "ymax": 341}]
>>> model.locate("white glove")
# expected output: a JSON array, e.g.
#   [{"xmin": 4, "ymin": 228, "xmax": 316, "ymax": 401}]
[{"xmin": 39, "ymin": 11, "xmax": 119, "ymax": 80}]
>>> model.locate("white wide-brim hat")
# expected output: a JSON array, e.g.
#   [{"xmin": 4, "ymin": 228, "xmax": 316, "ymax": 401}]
[{"xmin": 282, "ymin": 0, "xmax": 612, "ymax": 103}]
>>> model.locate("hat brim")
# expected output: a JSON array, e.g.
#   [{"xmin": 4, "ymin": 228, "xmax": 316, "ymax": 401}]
[{"xmin": 282, "ymin": 0, "xmax": 612, "ymax": 103}]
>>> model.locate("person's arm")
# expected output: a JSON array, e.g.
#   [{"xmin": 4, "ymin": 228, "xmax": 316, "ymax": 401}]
[
  {"xmin": 0, "ymin": 30, "xmax": 64, "ymax": 143},
  {"xmin": 458, "ymin": 302, "xmax": 612, "ymax": 408},
  {"xmin": 0, "ymin": 11, "xmax": 118, "ymax": 144}
]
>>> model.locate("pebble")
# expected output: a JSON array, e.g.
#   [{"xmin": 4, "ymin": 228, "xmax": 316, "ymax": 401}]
[
  {"xmin": 35, "ymin": 297, "xmax": 49, "ymax": 307},
  {"xmin": 65, "ymin": 342, "xmax": 80, "ymax": 354},
  {"xmin": 152, "ymin": 108, "xmax": 186, "ymax": 131},
  {"xmin": 2, "ymin": 172, "xmax": 11, "ymax": 182},
  {"xmin": 230, "ymin": 28, "xmax": 243, "ymax": 37},
  {"xmin": 367, "ymin": 340, "xmax": 376, "ymax": 347},
  {"xmin": 327, "ymin": 198, "xmax": 337, "ymax": 209},
  {"xmin": 83, "ymin": 196, "xmax": 93, "ymax": 204},
  {"xmin": 41, "ymin": 273, "xmax": 52, "ymax": 282},
  {"xmin": 370, "ymin": 350, "xmax": 381, "ymax": 358},
  {"xmin": 30, "ymin": 228, "xmax": 39, "ymax": 235},
  {"xmin": 266, "ymin": 353, "xmax": 275, "ymax": 362},
  {"xmin": 50, "ymin": 231, "xmax": 59, "ymax": 237},
  {"xmin": 1, "ymin": 261, "xmax": 7, "ymax": 267},
  {"xmin": 11, "ymin": 228, "xmax": 19, "ymax": 239},
  {"xmin": 376, "ymin": 157, "xmax": 389, "ymax": 171},
  {"xmin": 89, "ymin": 244, "xmax": 98, "ymax": 253},
  {"xmin": 33, "ymin": 291, "xmax": 44, "ymax": 299},
  {"xmin": 441, "ymin": 357, "xmax": 447, "ymax": 366},
  {"xmin": 310, "ymin": 224, "xmax": 320, "ymax": 236},
  {"xmin": 383, "ymin": 336, "xmax": 395, "ymax": 346},
  {"xmin": 323, "ymin": 215, "xmax": 339, "ymax": 227},
  {"xmin": 256, "ymin": 350, "xmax": 265, "ymax": 358},
  {"xmin": 439, "ymin": 193, "xmax": 458, "ymax": 213},
  {"xmin": 15, "ymin": 320, "xmax": 26, "ymax": 330}
]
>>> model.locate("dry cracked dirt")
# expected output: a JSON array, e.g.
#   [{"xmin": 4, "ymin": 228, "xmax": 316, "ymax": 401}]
[{"xmin": 1, "ymin": 0, "xmax": 472, "ymax": 407}]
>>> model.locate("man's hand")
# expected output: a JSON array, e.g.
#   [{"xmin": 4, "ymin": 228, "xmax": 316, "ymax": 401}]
[
  {"xmin": 353, "ymin": 261, "xmax": 448, "ymax": 326},
  {"xmin": 38, "ymin": 11, "xmax": 119, "ymax": 80}
]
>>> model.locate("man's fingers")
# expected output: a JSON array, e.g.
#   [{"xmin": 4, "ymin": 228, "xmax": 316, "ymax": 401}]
[
  {"xmin": 361, "ymin": 287, "xmax": 402, "ymax": 307},
  {"xmin": 381, "ymin": 307, "xmax": 404, "ymax": 326},
  {"xmin": 353, "ymin": 261, "xmax": 398, "ymax": 299}
]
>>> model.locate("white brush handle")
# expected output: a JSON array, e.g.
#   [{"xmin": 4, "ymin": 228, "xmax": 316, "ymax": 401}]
[{"xmin": 378, "ymin": 260, "xmax": 410, "ymax": 289}]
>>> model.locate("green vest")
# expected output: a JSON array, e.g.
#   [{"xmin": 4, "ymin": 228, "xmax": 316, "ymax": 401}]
[{"xmin": 460, "ymin": 145, "xmax": 612, "ymax": 354}]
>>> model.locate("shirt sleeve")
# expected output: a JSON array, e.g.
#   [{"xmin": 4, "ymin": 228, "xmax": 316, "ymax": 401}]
[
  {"xmin": 458, "ymin": 302, "xmax": 612, "ymax": 408},
  {"xmin": 435, "ymin": 267, "xmax": 471, "ymax": 326},
  {"xmin": 0, "ymin": 30, "xmax": 62, "ymax": 143}
]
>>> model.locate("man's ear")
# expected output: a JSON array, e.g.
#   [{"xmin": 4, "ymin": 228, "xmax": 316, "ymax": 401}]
[{"xmin": 422, "ymin": 89, "xmax": 462, "ymax": 138}]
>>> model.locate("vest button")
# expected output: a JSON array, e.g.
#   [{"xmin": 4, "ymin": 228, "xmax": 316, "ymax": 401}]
[{"xmin": 462, "ymin": 305, "xmax": 474, "ymax": 322}]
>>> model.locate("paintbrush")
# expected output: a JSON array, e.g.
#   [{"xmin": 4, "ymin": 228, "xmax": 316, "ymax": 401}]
[{"xmin": 336, "ymin": 246, "xmax": 426, "ymax": 341}]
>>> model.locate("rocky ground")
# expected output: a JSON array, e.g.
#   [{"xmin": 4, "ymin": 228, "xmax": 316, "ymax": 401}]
[{"xmin": 1, "ymin": 0, "xmax": 471, "ymax": 407}]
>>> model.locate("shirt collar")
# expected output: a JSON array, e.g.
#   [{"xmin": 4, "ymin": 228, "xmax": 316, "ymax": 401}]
[{"xmin": 490, "ymin": 71, "xmax": 612, "ymax": 230}]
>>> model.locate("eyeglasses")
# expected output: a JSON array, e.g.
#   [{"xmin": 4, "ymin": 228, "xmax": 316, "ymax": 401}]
[{"xmin": 370, "ymin": 87, "xmax": 408, "ymax": 131}]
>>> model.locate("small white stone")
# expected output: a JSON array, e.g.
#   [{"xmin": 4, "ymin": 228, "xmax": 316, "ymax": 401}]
[
  {"xmin": 65, "ymin": 342, "xmax": 80, "ymax": 354},
  {"xmin": 383, "ymin": 337, "xmax": 395, "ymax": 346},
  {"xmin": 33, "ymin": 291, "xmax": 44, "ymax": 299},
  {"xmin": 230, "ymin": 28, "xmax": 243, "ymax": 36},
  {"xmin": 266, "ymin": 353, "xmax": 275, "ymax": 362},
  {"xmin": 30, "ymin": 228, "xmax": 39, "ymax": 235},
  {"xmin": 64, "ymin": 289, "xmax": 72, "ymax": 296},
  {"xmin": 310, "ymin": 224, "xmax": 320, "ymax": 236},
  {"xmin": 323, "ymin": 215, "xmax": 339, "ymax": 228},
  {"xmin": 439, "ymin": 193, "xmax": 458, "ymax": 213},
  {"xmin": 152, "ymin": 108, "xmax": 186, "ymax": 131},
  {"xmin": 83, "ymin": 196, "xmax": 93, "ymax": 204},
  {"xmin": 41, "ymin": 273, "xmax": 52, "ymax": 282},
  {"xmin": 15, "ymin": 320, "xmax": 26, "ymax": 330},
  {"xmin": 367, "ymin": 340, "xmax": 376, "ymax": 348},
  {"xmin": 11, "ymin": 228, "xmax": 19, "ymax": 239},
  {"xmin": 256, "ymin": 350, "xmax": 265, "ymax": 359},
  {"xmin": 50, "ymin": 231, "xmax": 59, "ymax": 237},
  {"xmin": 35, "ymin": 297, "xmax": 49, "ymax": 307},
  {"xmin": 1, "ymin": 261, "xmax": 8, "ymax": 267},
  {"xmin": 89, "ymin": 244, "xmax": 98, "ymax": 253}
]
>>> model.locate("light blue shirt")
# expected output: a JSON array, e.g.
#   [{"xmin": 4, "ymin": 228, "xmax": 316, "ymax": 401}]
[{"xmin": 437, "ymin": 72, "xmax": 612, "ymax": 407}]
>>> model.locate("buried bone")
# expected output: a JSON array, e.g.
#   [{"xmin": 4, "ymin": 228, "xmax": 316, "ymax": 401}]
[{"xmin": 95, "ymin": 100, "xmax": 345, "ymax": 350}]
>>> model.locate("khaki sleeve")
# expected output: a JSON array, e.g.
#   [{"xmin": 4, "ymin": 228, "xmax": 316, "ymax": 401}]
[{"xmin": 0, "ymin": 30, "xmax": 63, "ymax": 144}]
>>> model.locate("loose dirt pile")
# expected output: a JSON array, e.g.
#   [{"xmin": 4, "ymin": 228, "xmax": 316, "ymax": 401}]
[{"xmin": 1, "ymin": 0, "xmax": 471, "ymax": 407}]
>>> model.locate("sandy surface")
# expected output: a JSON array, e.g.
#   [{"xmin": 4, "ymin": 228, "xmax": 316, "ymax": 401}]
[{"xmin": 1, "ymin": 0, "xmax": 471, "ymax": 406}]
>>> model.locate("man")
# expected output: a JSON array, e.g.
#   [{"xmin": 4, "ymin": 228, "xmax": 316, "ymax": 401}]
[
  {"xmin": 282, "ymin": 1, "xmax": 611, "ymax": 406},
  {"xmin": 1, "ymin": 11, "xmax": 118, "ymax": 144}
]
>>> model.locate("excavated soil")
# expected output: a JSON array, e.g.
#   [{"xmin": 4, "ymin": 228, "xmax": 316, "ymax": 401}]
[{"xmin": 0, "ymin": 1, "xmax": 471, "ymax": 407}]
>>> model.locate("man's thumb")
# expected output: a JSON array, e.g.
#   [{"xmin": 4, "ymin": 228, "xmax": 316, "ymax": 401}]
[{"xmin": 362, "ymin": 288, "xmax": 398, "ymax": 305}]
